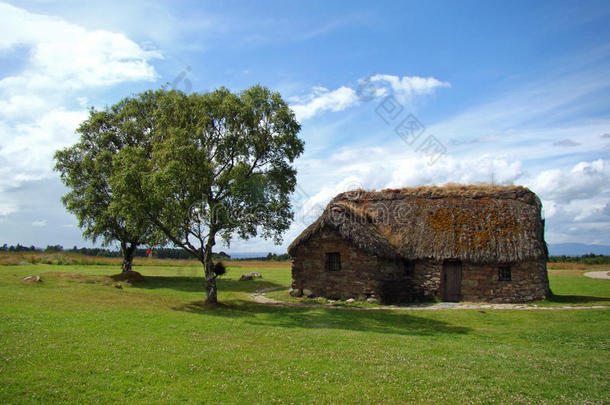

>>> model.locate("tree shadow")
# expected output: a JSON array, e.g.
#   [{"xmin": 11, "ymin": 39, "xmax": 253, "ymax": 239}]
[
  {"xmin": 131, "ymin": 276, "xmax": 283, "ymax": 293},
  {"xmin": 545, "ymin": 293, "xmax": 610, "ymax": 304},
  {"xmin": 172, "ymin": 299, "xmax": 471, "ymax": 337}
]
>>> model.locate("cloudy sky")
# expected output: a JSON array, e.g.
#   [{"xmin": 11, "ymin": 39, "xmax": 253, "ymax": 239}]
[{"xmin": 1, "ymin": 0, "xmax": 609, "ymax": 253}]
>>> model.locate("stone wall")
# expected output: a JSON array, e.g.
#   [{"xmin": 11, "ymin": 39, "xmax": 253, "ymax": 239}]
[
  {"xmin": 405, "ymin": 260, "xmax": 550, "ymax": 303},
  {"xmin": 290, "ymin": 227, "xmax": 436, "ymax": 303},
  {"xmin": 460, "ymin": 260, "xmax": 549, "ymax": 303},
  {"xmin": 411, "ymin": 260, "xmax": 442, "ymax": 299},
  {"xmin": 291, "ymin": 228, "xmax": 381, "ymax": 300},
  {"xmin": 291, "ymin": 227, "xmax": 550, "ymax": 303}
]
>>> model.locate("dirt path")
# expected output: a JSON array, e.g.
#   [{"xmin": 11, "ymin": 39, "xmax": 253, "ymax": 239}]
[
  {"xmin": 251, "ymin": 287, "xmax": 609, "ymax": 311},
  {"xmin": 584, "ymin": 271, "xmax": 610, "ymax": 279}
]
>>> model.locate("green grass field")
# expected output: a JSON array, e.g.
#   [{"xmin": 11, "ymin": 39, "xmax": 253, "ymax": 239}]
[{"xmin": 1, "ymin": 258, "xmax": 608, "ymax": 404}]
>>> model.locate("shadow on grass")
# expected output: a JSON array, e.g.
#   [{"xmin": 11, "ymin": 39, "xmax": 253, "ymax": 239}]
[
  {"xmin": 131, "ymin": 276, "xmax": 283, "ymax": 294},
  {"xmin": 172, "ymin": 299, "xmax": 471, "ymax": 337},
  {"xmin": 545, "ymin": 293, "xmax": 610, "ymax": 304}
]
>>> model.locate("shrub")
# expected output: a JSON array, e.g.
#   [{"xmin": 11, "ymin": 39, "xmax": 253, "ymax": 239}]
[{"xmin": 213, "ymin": 261, "xmax": 227, "ymax": 277}]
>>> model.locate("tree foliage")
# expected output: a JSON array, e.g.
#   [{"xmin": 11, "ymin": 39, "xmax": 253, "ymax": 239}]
[
  {"xmin": 54, "ymin": 90, "xmax": 166, "ymax": 272},
  {"xmin": 110, "ymin": 85, "xmax": 303, "ymax": 302}
]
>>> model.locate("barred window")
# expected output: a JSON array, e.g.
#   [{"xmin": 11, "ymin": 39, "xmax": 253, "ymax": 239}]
[
  {"xmin": 499, "ymin": 266, "xmax": 512, "ymax": 281},
  {"xmin": 325, "ymin": 252, "xmax": 341, "ymax": 271}
]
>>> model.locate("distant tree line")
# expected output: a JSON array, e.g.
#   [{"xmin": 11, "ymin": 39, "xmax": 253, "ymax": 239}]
[
  {"xmin": 0, "ymin": 244, "xmax": 39, "ymax": 252},
  {"xmin": 238, "ymin": 252, "xmax": 291, "ymax": 261},
  {"xmin": 2, "ymin": 244, "xmax": 607, "ymax": 264},
  {"xmin": 0, "ymin": 244, "xmax": 230, "ymax": 260},
  {"xmin": 548, "ymin": 254, "xmax": 610, "ymax": 265}
]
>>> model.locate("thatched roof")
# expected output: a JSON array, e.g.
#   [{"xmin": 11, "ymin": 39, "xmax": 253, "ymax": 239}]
[{"xmin": 288, "ymin": 185, "xmax": 547, "ymax": 263}]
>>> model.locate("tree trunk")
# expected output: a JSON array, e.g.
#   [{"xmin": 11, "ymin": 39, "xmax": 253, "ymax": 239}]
[
  {"xmin": 203, "ymin": 236, "xmax": 217, "ymax": 303},
  {"xmin": 121, "ymin": 242, "xmax": 136, "ymax": 273}
]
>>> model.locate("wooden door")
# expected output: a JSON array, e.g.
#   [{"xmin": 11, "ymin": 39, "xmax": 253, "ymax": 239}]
[{"xmin": 442, "ymin": 261, "xmax": 462, "ymax": 302}]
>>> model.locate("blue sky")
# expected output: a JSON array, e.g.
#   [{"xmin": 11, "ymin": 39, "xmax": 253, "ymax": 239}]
[{"xmin": 0, "ymin": 0, "xmax": 609, "ymax": 253}]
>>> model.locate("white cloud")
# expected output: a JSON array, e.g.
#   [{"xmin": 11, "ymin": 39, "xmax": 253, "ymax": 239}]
[
  {"xmin": 369, "ymin": 74, "xmax": 450, "ymax": 101},
  {"xmin": 0, "ymin": 2, "xmax": 161, "ymax": 93},
  {"xmin": 0, "ymin": 93, "xmax": 49, "ymax": 119},
  {"xmin": 0, "ymin": 109, "xmax": 87, "ymax": 188},
  {"xmin": 385, "ymin": 154, "xmax": 523, "ymax": 189},
  {"xmin": 0, "ymin": 2, "xmax": 162, "ymax": 219},
  {"xmin": 524, "ymin": 159, "xmax": 610, "ymax": 245},
  {"xmin": 32, "ymin": 220, "xmax": 47, "ymax": 227},
  {"xmin": 290, "ymin": 73, "xmax": 450, "ymax": 121},
  {"xmin": 0, "ymin": 1, "xmax": 161, "ymax": 124},
  {"xmin": 529, "ymin": 159, "xmax": 610, "ymax": 203},
  {"xmin": 291, "ymin": 86, "xmax": 359, "ymax": 121}
]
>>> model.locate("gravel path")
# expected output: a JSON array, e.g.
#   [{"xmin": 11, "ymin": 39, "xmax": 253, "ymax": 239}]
[
  {"xmin": 584, "ymin": 271, "xmax": 610, "ymax": 279},
  {"xmin": 251, "ymin": 287, "xmax": 609, "ymax": 311}
]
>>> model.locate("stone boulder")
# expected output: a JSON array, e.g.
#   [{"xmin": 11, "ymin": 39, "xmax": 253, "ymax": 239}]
[
  {"xmin": 239, "ymin": 272, "xmax": 262, "ymax": 281},
  {"xmin": 302, "ymin": 288, "xmax": 314, "ymax": 298},
  {"xmin": 289, "ymin": 288, "xmax": 302, "ymax": 297}
]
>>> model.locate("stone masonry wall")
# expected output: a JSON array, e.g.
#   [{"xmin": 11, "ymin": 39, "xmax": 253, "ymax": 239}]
[
  {"xmin": 407, "ymin": 260, "xmax": 550, "ymax": 303},
  {"xmin": 291, "ymin": 228, "xmax": 440, "ymax": 303},
  {"xmin": 411, "ymin": 260, "xmax": 442, "ymax": 299},
  {"xmin": 291, "ymin": 228, "xmax": 381, "ymax": 300},
  {"xmin": 461, "ymin": 260, "xmax": 549, "ymax": 303}
]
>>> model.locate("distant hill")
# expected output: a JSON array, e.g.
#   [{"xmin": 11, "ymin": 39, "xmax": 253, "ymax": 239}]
[{"xmin": 548, "ymin": 243, "xmax": 610, "ymax": 256}]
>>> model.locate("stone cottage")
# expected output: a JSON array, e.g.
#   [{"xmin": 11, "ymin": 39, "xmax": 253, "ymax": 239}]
[{"xmin": 288, "ymin": 185, "xmax": 550, "ymax": 303}]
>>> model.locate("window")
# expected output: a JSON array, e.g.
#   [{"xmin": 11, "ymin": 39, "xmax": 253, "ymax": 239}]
[
  {"xmin": 499, "ymin": 266, "xmax": 511, "ymax": 281},
  {"xmin": 325, "ymin": 252, "xmax": 341, "ymax": 271},
  {"xmin": 403, "ymin": 259, "xmax": 414, "ymax": 276}
]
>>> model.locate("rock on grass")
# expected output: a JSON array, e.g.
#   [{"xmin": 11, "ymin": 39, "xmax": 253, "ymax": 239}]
[{"xmin": 239, "ymin": 272, "xmax": 262, "ymax": 281}]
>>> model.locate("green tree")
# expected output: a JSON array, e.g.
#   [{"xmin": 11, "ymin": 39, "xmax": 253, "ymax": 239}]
[
  {"xmin": 111, "ymin": 85, "xmax": 303, "ymax": 303},
  {"xmin": 54, "ymin": 91, "xmax": 166, "ymax": 272}
]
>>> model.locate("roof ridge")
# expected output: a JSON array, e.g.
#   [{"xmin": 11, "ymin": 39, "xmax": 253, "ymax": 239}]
[{"xmin": 332, "ymin": 184, "xmax": 539, "ymax": 206}]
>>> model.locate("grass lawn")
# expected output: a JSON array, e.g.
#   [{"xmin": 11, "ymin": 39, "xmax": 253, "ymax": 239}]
[
  {"xmin": 544, "ymin": 268, "xmax": 610, "ymax": 306},
  {"xmin": 0, "ymin": 259, "xmax": 608, "ymax": 404}
]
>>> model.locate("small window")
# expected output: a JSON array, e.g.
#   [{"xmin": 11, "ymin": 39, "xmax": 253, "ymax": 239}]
[
  {"xmin": 403, "ymin": 259, "xmax": 414, "ymax": 276},
  {"xmin": 499, "ymin": 266, "xmax": 511, "ymax": 281},
  {"xmin": 325, "ymin": 252, "xmax": 341, "ymax": 271}
]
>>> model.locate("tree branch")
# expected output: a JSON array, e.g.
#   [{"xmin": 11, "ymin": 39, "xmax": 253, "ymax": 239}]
[{"xmin": 146, "ymin": 213, "xmax": 202, "ymax": 261}]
